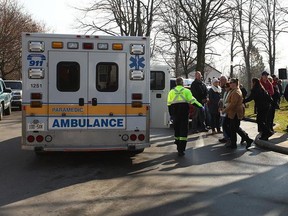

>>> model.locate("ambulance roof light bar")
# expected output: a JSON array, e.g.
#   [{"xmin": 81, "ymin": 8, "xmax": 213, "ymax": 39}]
[
  {"xmin": 52, "ymin": 41, "xmax": 63, "ymax": 49},
  {"xmin": 29, "ymin": 41, "xmax": 44, "ymax": 52},
  {"xmin": 67, "ymin": 42, "xmax": 79, "ymax": 49}
]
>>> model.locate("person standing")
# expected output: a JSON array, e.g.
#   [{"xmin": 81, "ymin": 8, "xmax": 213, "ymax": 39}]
[
  {"xmin": 208, "ymin": 78, "xmax": 222, "ymax": 134},
  {"xmin": 190, "ymin": 71, "xmax": 209, "ymax": 133},
  {"xmin": 244, "ymin": 78, "xmax": 273, "ymax": 140},
  {"xmin": 260, "ymin": 71, "xmax": 275, "ymax": 132},
  {"xmin": 218, "ymin": 82, "xmax": 231, "ymax": 144},
  {"xmin": 271, "ymin": 76, "xmax": 281, "ymax": 108},
  {"xmin": 277, "ymin": 79, "xmax": 283, "ymax": 102},
  {"xmin": 218, "ymin": 75, "xmax": 229, "ymax": 143},
  {"xmin": 222, "ymin": 78, "xmax": 253, "ymax": 149},
  {"xmin": 167, "ymin": 77, "xmax": 203, "ymax": 156}
]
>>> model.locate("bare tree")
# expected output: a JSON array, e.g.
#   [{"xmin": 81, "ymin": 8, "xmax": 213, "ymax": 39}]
[
  {"xmin": 239, "ymin": 45, "xmax": 265, "ymax": 87},
  {"xmin": 158, "ymin": 0, "xmax": 197, "ymax": 77},
  {"xmin": 0, "ymin": 0, "xmax": 45, "ymax": 79},
  {"xmin": 257, "ymin": 0, "xmax": 288, "ymax": 75},
  {"xmin": 228, "ymin": 8, "xmax": 243, "ymax": 78},
  {"xmin": 75, "ymin": 0, "xmax": 162, "ymax": 36},
  {"xmin": 178, "ymin": 0, "xmax": 229, "ymax": 76},
  {"xmin": 232, "ymin": 0, "xmax": 262, "ymax": 86}
]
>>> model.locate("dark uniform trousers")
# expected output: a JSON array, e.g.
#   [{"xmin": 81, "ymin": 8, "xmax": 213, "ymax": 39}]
[{"xmin": 171, "ymin": 103, "xmax": 190, "ymax": 152}]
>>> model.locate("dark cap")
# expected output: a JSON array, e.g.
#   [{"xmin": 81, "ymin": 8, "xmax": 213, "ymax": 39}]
[
  {"xmin": 229, "ymin": 78, "xmax": 238, "ymax": 85},
  {"xmin": 261, "ymin": 71, "xmax": 269, "ymax": 76}
]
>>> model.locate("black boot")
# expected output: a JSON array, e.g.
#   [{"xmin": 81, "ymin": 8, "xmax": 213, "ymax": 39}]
[
  {"xmin": 246, "ymin": 138, "xmax": 253, "ymax": 150},
  {"xmin": 177, "ymin": 140, "xmax": 187, "ymax": 156}
]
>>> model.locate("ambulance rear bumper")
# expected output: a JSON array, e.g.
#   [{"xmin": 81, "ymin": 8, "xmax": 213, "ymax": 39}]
[{"xmin": 22, "ymin": 143, "xmax": 150, "ymax": 152}]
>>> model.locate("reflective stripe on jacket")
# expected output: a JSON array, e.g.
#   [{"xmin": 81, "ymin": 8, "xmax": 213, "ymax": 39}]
[{"xmin": 167, "ymin": 85, "xmax": 202, "ymax": 107}]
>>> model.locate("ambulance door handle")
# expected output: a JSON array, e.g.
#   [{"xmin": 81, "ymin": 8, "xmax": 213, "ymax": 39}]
[
  {"xmin": 92, "ymin": 98, "xmax": 97, "ymax": 106},
  {"xmin": 79, "ymin": 98, "xmax": 84, "ymax": 106}
]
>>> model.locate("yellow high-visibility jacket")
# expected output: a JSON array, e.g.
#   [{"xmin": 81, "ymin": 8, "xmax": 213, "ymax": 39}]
[{"xmin": 167, "ymin": 85, "xmax": 202, "ymax": 108}]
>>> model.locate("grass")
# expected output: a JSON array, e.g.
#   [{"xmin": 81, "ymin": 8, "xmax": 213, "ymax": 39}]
[{"xmin": 244, "ymin": 99, "xmax": 288, "ymax": 133}]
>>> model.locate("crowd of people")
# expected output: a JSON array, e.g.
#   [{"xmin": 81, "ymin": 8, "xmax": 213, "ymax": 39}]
[{"xmin": 168, "ymin": 70, "xmax": 288, "ymax": 156}]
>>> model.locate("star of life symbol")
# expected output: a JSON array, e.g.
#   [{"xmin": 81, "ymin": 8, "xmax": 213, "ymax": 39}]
[{"xmin": 129, "ymin": 55, "xmax": 145, "ymax": 69}]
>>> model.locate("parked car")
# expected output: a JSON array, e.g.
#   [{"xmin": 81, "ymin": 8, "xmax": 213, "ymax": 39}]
[
  {"xmin": 0, "ymin": 78, "xmax": 12, "ymax": 120},
  {"xmin": 4, "ymin": 80, "xmax": 22, "ymax": 110}
]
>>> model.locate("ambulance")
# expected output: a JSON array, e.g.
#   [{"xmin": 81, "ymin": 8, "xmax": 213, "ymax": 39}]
[{"xmin": 21, "ymin": 33, "xmax": 150, "ymax": 155}]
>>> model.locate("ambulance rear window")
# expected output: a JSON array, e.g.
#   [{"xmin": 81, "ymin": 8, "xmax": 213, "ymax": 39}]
[
  {"xmin": 96, "ymin": 63, "xmax": 118, "ymax": 92},
  {"xmin": 57, "ymin": 62, "xmax": 80, "ymax": 92},
  {"xmin": 150, "ymin": 71, "xmax": 165, "ymax": 90}
]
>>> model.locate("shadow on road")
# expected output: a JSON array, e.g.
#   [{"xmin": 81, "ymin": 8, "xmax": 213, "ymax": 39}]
[{"xmin": 1, "ymin": 127, "xmax": 287, "ymax": 216}]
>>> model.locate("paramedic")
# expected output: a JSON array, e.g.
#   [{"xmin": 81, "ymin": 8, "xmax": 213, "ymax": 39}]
[{"xmin": 167, "ymin": 77, "xmax": 203, "ymax": 156}]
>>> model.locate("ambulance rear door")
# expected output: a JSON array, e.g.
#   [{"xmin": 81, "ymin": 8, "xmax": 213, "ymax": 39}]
[
  {"xmin": 48, "ymin": 51, "xmax": 88, "ymax": 129},
  {"xmin": 88, "ymin": 52, "xmax": 127, "ymax": 130},
  {"xmin": 150, "ymin": 66, "xmax": 170, "ymax": 128}
]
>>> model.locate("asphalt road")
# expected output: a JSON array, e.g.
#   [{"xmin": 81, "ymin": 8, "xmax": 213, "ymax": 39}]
[{"xmin": 1, "ymin": 111, "xmax": 288, "ymax": 216}]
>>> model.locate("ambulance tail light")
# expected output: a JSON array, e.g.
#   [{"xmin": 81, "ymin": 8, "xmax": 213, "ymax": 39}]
[
  {"xmin": 112, "ymin": 43, "xmax": 123, "ymax": 50},
  {"xmin": 30, "ymin": 101, "xmax": 42, "ymax": 108},
  {"xmin": 29, "ymin": 68, "xmax": 45, "ymax": 79},
  {"xmin": 31, "ymin": 92, "xmax": 43, "ymax": 108},
  {"xmin": 130, "ymin": 134, "xmax": 137, "ymax": 141},
  {"xmin": 132, "ymin": 101, "xmax": 142, "ymax": 108},
  {"xmin": 52, "ymin": 41, "xmax": 63, "ymax": 49},
  {"xmin": 27, "ymin": 135, "xmax": 35, "ymax": 142},
  {"xmin": 132, "ymin": 93, "xmax": 142, "ymax": 100},
  {"xmin": 138, "ymin": 134, "xmax": 145, "ymax": 141},
  {"xmin": 36, "ymin": 135, "xmax": 44, "ymax": 142},
  {"xmin": 29, "ymin": 41, "xmax": 44, "ymax": 52},
  {"xmin": 31, "ymin": 93, "xmax": 42, "ymax": 99}
]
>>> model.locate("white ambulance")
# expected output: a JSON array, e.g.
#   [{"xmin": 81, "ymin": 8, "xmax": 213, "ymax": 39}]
[{"xmin": 21, "ymin": 33, "xmax": 150, "ymax": 155}]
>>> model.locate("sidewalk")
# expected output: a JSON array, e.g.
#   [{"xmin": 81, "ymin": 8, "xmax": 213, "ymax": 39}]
[{"xmin": 242, "ymin": 120, "xmax": 288, "ymax": 155}]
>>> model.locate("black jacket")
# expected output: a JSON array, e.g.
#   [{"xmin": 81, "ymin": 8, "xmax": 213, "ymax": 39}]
[
  {"xmin": 190, "ymin": 79, "xmax": 208, "ymax": 104},
  {"xmin": 244, "ymin": 87, "xmax": 272, "ymax": 109}
]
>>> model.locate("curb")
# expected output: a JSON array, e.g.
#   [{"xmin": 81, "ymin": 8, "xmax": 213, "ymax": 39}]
[{"xmin": 254, "ymin": 135, "xmax": 288, "ymax": 155}]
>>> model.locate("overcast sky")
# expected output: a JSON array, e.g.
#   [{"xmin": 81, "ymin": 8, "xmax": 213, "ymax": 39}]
[
  {"xmin": 18, "ymin": 0, "xmax": 84, "ymax": 34},
  {"xmin": 17, "ymin": 0, "xmax": 288, "ymax": 75}
]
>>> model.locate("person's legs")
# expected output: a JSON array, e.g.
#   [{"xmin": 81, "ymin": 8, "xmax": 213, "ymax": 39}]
[
  {"xmin": 269, "ymin": 106, "xmax": 276, "ymax": 132},
  {"xmin": 191, "ymin": 107, "xmax": 200, "ymax": 132},
  {"xmin": 223, "ymin": 117, "xmax": 231, "ymax": 138},
  {"xmin": 257, "ymin": 107, "xmax": 273, "ymax": 140},
  {"xmin": 204, "ymin": 105, "xmax": 211, "ymax": 129},
  {"xmin": 176, "ymin": 104, "xmax": 189, "ymax": 155},
  {"xmin": 210, "ymin": 112, "xmax": 216, "ymax": 133},
  {"xmin": 267, "ymin": 105, "xmax": 274, "ymax": 132},
  {"xmin": 199, "ymin": 107, "xmax": 208, "ymax": 131},
  {"xmin": 219, "ymin": 116, "xmax": 230, "ymax": 142},
  {"xmin": 215, "ymin": 113, "xmax": 221, "ymax": 132},
  {"xmin": 228, "ymin": 116, "xmax": 238, "ymax": 148}
]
